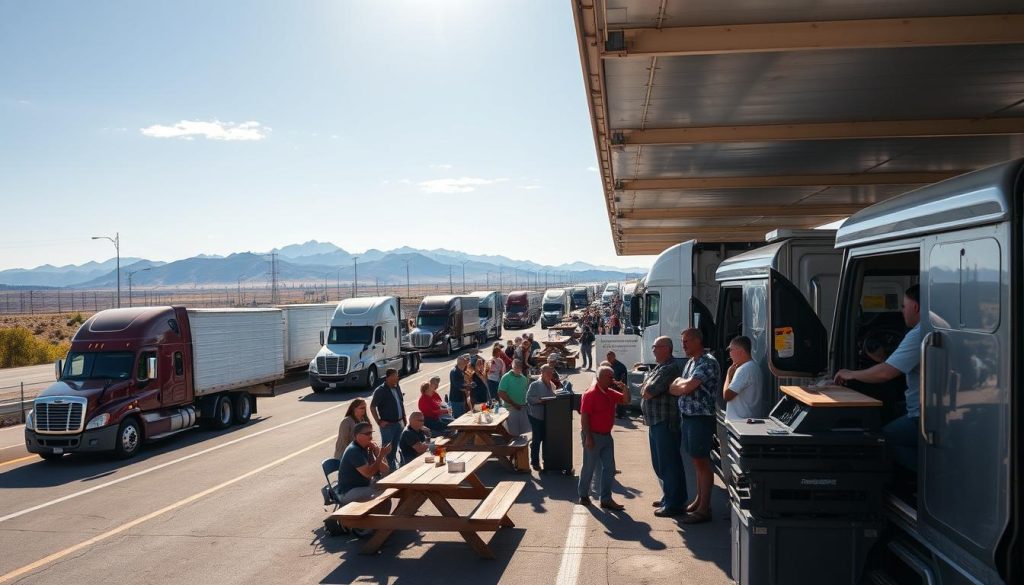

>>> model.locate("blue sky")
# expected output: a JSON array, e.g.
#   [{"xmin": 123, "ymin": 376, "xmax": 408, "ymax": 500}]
[{"xmin": 0, "ymin": 1, "xmax": 654, "ymax": 271}]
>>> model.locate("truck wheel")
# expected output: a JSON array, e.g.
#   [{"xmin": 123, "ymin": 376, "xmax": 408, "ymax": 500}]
[
  {"xmin": 212, "ymin": 395, "xmax": 234, "ymax": 430},
  {"xmin": 365, "ymin": 367, "xmax": 378, "ymax": 390},
  {"xmin": 496, "ymin": 326, "xmax": 502, "ymax": 339},
  {"xmin": 114, "ymin": 417, "xmax": 142, "ymax": 459},
  {"xmin": 399, "ymin": 356, "xmax": 408, "ymax": 376},
  {"xmin": 233, "ymin": 392, "xmax": 252, "ymax": 425},
  {"xmin": 443, "ymin": 339, "xmax": 452, "ymax": 357},
  {"xmin": 310, "ymin": 383, "xmax": 327, "ymax": 394},
  {"xmin": 412, "ymin": 354, "xmax": 420, "ymax": 373}
]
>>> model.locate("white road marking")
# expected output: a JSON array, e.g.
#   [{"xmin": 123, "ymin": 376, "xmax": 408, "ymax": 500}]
[
  {"xmin": 0, "ymin": 403, "xmax": 346, "ymax": 524},
  {"xmin": 0, "ymin": 434, "xmax": 336, "ymax": 584},
  {"xmin": 0, "ymin": 443, "xmax": 24, "ymax": 451},
  {"xmin": 555, "ymin": 505, "xmax": 590, "ymax": 585}
]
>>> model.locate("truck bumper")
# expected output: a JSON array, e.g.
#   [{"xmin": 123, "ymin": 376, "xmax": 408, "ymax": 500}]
[
  {"xmin": 25, "ymin": 425, "xmax": 119, "ymax": 455},
  {"xmin": 309, "ymin": 369, "xmax": 372, "ymax": 390}
]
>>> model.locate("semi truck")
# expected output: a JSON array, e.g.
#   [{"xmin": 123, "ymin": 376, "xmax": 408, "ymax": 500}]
[
  {"xmin": 503, "ymin": 290, "xmax": 541, "ymax": 329},
  {"xmin": 570, "ymin": 286, "xmax": 593, "ymax": 310},
  {"xmin": 408, "ymin": 295, "xmax": 480, "ymax": 355},
  {"xmin": 621, "ymin": 281, "xmax": 637, "ymax": 334},
  {"xmin": 540, "ymin": 288, "xmax": 570, "ymax": 328},
  {"xmin": 469, "ymin": 290, "xmax": 503, "ymax": 341},
  {"xmin": 25, "ymin": 307, "xmax": 289, "ymax": 460},
  {"xmin": 308, "ymin": 296, "xmax": 421, "ymax": 393},
  {"xmin": 753, "ymin": 160, "xmax": 1023, "ymax": 585}
]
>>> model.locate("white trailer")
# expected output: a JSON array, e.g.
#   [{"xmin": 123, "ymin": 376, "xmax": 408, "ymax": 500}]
[
  {"xmin": 186, "ymin": 308, "xmax": 285, "ymax": 396},
  {"xmin": 278, "ymin": 303, "xmax": 335, "ymax": 369}
]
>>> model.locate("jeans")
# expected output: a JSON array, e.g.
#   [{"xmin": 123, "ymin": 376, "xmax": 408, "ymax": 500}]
[
  {"xmin": 528, "ymin": 415, "xmax": 545, "ymax": 467},
  {"xmin": 883, "ymin": 415, "xmax": 919, "ymax": 471},
  {"xmin": 487, "ymin": 379, "xmax": 499, "ymax": 401},
  {"xmin": 424, "ymin": 416, "xmax": 452, "ymax": 435},
  {"xmin": 578, "ymin": 432, "xmax": 615, "ymax": 501},
  {"xmin": 380, "ymin": 422, "xmax": 402, "ymax": 470},
  {"xmin": 648, "ymin": 421, "xmax": 687, "ymax": 510},
  {"xmin": 580, "ymin": 344, "xmax": 593, "ymax": 369},
  {"xmin": 450, "ymin": 400, "xmax": 467, "ymax": 419}
]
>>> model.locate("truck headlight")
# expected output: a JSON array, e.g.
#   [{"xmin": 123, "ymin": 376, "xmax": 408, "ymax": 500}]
[
  {"xmin": 352, "ymin": 361, "xmax": 365, "ymax": 371},
  {"xmin": 25, "ymin": 409, "xmax": 34, "ymax": 431},
  {"xmin": 86, "ymin": 413, "xmax": 111, "ymax": 430},
  {"xmin": 308, "ymin": 359, "xmax": 318, "ymax": 374}
]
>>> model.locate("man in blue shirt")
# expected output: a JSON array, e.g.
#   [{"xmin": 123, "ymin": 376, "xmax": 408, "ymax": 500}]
[
  {"xmin": 370, "ymin": 368, "xmax": 406, "ymax": 470},
  {"xmin": 835, "ymin": 285, "xmax": 921, "ymax": 471},
  {"xmin": 448, "ymin": 355, "xmax": 470, "ymax": 418}
]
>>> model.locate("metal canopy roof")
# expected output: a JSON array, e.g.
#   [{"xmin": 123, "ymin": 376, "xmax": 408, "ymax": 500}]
[{"xmin": 572, "ymin": 0, "xmax": 1024, "ymax": 256}]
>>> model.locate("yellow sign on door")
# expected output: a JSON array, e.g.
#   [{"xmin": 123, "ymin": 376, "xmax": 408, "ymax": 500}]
[{"xmin": 774, "ymin": 326, "xmax": 794, "ymax": 358}]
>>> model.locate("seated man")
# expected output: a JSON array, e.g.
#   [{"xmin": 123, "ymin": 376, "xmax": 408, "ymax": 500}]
[
  {"xmin": 337, "ymin": 421, "xmax": 391, "ymax": 504},
  {"xmin": 399, "ymin": 412, "xmax": 431, "ymax": 466},
  {"xmin": 835, "ymin": 285, "xmax": 921, "ymax": 471}
]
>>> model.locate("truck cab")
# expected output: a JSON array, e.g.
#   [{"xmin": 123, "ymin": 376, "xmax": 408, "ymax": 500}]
[
  {"xmin": 503, "ymin": 290, "xmax": 540, "ymax": 329},
  {"xmin": 308, "ymin": 296, "xmax": 418, "ymax": 392},
  {"xmin": 540, "ymin": 288, "xmax": 570, "ymax": 328},
  {"xmin": 763, "ymin": 160, "xmax": 1023, "ymax": 585},
  {"xmin": 409, "ymin": 295, "xmax": 480, "ymax": 355},
  {"xmin": 570, "ymin": 286, "xmax": 592, "ymax": 310},
  {"xmin": 469, "ymin": 290, "xmax": 503, "ymax": 341}
]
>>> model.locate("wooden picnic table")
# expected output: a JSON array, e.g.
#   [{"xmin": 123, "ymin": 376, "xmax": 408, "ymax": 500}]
[
  {"xmin": 442, "ymin": 410, "xmax": 530, "ymax": 472},
  {"xmin": 541, "ymin": 336, "xmax": 572, "ymax": 352},
  {"xmin": 331, "ymin": 451, "xmax": 524, "ymax": 558},
  {"xmin": 550, "ymin": 323, "xmax": 579, "ymax": 336}
]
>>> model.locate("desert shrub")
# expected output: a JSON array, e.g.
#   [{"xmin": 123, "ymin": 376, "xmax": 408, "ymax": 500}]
[
  {"xmin": 67, "ymin": 312, "xmax": 85, "ymax": 326},
  {"xmin": 0, "ymin": 327, "xmax": 70, "ymax": 368}
]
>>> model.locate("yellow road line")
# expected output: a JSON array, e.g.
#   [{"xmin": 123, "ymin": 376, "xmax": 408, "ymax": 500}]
[
  {"xmin": 0, "ymin": 455, "xmax": 35, "ymax": 468},
  {"xmin": 0, "ymin": 434, "xmax": 335, "ymax": 584}
]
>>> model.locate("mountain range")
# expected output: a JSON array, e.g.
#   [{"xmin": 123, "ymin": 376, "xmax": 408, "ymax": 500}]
[{"xmin": 0, "ymin": 241, "xmax": 648, "ymax": 289}]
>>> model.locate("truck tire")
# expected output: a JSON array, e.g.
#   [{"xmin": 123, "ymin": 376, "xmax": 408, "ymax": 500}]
[
  {"xmin": 310, "ymin": 383, "xmax": 327, "ymax": 394},
  {"xmin": 114, "ymin": 417, "xmax": 142, "ymax": 459},
  {"xmin": 365, "ymin": 367, "xmax": 378, "ymax": 390},
  {"xmin": 443, "ymin": 338, "xmax": 452, "ymax": 357},
  {"xmin": 413, "ymin": 354, "xmax": 420, "ymax": 373},
  {"xmin": 233, "ymin": 392, "xmax": 252, "ymax": 425},
  {"xmin": 212, "ymin": 394, "xmax": 234, "ymax": 430}
]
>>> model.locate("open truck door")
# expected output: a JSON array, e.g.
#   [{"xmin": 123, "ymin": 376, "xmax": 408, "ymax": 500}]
[{"xmin": 767, "ymin": 269, "xmax": 828, "ymax": 379}]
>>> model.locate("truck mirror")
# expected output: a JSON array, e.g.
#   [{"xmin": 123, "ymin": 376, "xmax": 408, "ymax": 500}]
[
  {"xmin": 146, "ymin": 356, "xmax": 158, "ymax": 380},
  {"xmin": 54, "ymin": 359, "xmax": 63, "ymax": 380},
  {"xmin": 320, "ymin": 331, "xmax": 325, "ymax": 346}
]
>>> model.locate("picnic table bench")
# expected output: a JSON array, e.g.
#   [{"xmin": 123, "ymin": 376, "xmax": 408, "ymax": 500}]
[
  {"xmin": 439, "ymin": 410, "xmax": 530, "ymax": 472},
  {"xmin": 331, "ymin": 451, "xmax": 524, "ymax": 558}
]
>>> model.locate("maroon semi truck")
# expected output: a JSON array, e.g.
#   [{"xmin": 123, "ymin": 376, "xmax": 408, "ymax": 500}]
[{"xmin": 25, "ymin": 306, "xmax": 287, "ymax": 460}]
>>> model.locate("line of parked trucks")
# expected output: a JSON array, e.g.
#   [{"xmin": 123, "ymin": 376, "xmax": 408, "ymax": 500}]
[{"xmin": 619, "ymin": 160, "xmax": 1024, "ymax": 585}]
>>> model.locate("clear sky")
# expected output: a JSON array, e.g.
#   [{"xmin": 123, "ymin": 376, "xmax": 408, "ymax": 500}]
[{"xmin": 0, "ymin": 0, "xmax": 658, "ymax": 272}]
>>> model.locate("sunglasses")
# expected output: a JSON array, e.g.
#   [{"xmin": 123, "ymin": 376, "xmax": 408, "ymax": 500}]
[{"xmin": 358, "ymin": 431, "xmax": 373, "ymax": 437}]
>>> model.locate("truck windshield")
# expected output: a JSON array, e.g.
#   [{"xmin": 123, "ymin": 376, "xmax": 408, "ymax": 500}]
[
  {"xmin": 328, "ymin": 326, "xmax": 373, "ymax": 344},
  {"xmin": 416, "ymin": 314, "xmax": 447, "ymax": 328},
  {"xmin": 478, "ymin": 307, "xmax": 492, "ymax": 318},
  {"xmin": 63, "ymin": 352, "xmax": 135, "ymax": 381},
  {"xmin": 543, "ymin": 303, "xmax": 563, "ymax": 312},
  {"xmin": 506, "ymin": 305, "xmax": 525, "ymax": 314}
]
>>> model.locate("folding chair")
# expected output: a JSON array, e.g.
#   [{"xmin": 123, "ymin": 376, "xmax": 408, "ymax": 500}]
[{"xmin": 320, "ymin": 458, "xmax": 348, "ymax": 536}]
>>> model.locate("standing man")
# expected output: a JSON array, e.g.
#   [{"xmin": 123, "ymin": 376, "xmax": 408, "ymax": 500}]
[
  {"xmin": 448, "ymin": 355, "xmax": 470, "ymax": 418},
  {"xmin": 526, "ymin": 364, "xmax": 558, "ymax": 472},
  {"xmin": 640, "ymin": 337, "xmax": 686, "ymax": 517},
  {"xmin": 607, "ymin": 350, "xmax": 628, "ymax": 418},
  {"xmin": 669, "ymin": 328, "xmax": 720, "ymax": 524},
  {"xmin": 578, "ymin": 366, "xmax": 630, "ymax": 510},
  {"xmin": 722, "ymin": 336, "xmax": 764, "ymax": 420},
  {"xmin": 579, "ymin": 323, "xmax": 595, "ymax": 370},
  {"xmin": 498, "ymin": 359, "xmax": 531, "ymax": 436},
  {"xmin": 609, "ymin": 312, "xmax": 621, "ymax": 335},
  {"xmin": 834, "ymin": 285, "xmax": 921, "ymax": 470},
  {"xmin": 370, "ymin": 368, "xmax": 407, "ymax": 471}
]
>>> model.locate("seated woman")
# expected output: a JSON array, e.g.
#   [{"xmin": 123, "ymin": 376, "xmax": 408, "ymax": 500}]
[
  {"xmin": 333, "ymin": 398, "xmax": 369, "ymax": 459},
  {"xmin": 337, "ymin": 422, "xmax": 391, "ymax": 505},
  {"xmin": 418, "ymin": 381, "xmax": 453, "ymax": 434}
]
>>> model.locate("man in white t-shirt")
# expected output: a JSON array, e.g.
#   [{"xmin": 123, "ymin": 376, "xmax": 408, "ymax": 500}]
[{"xmin": 723, "ymin": 336, "xmax": 764, "ymax": 421}]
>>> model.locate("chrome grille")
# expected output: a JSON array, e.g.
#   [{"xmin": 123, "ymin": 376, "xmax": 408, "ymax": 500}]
[
  {"xmin": 34, "ymin": 397, "xmax": 87, "ymax": 434},
  {"xmin": 316, "ymin": 356, "xmax": 349, "ymax": 376},
  {"xmin": 412, "ymin": 333, "xmax": 433, "ymax": 348}
]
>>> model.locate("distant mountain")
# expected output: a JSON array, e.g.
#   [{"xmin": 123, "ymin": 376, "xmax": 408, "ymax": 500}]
[{"xmin": 1, "ymin": 243, "xmax": 648, "ymax": 288}]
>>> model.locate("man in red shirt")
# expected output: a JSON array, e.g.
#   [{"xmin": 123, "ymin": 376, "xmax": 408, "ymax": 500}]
[{"xmin": 578, "ymin": 366, "xmax": 629, "ymax": 509}]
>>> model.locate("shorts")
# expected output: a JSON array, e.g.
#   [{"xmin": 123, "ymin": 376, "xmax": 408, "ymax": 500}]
[{"xmin": 681, "ymin": 415, "xmax": 715, "ymax": 459}]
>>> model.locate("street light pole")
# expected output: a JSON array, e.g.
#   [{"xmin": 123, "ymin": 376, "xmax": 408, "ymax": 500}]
[
  {"xmin": 353, "ymin": 257, "xmax": 359, "ymax": 298},
  {"xmin": 126, "ymin": 267, "xmax": 150, "ymax": 308},
  {"xmin": 461, "ymin": 260, "xmax": 469, "ymax": 293},
  {"xmin": 91, "ymin": 232, "xmax": 120, "ymax": 308}
]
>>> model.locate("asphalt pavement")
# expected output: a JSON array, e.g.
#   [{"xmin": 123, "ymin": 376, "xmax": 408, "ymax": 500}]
[{"xmin": 0, "ymin": 322, "xmax": 732, "ymax": 585}]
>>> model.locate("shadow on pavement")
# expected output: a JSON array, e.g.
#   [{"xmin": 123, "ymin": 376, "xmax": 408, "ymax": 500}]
[{"xmin": 673, "ymin": 484, "xmax": 732, "ymax": 575}]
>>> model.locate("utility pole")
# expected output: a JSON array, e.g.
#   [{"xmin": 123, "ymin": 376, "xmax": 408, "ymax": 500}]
[
  {"xmin": 126, "ymin": 267, "xmax": 151, "ymax": 307},
  {"xmin": 402, "ymin": 259, "xmax": 411, "ymax": 298},
  {"xmin": 448, "ymin": 266, "xmax": 453, "ymax": 294},
  {"xmin": 352, "ymin": 257, "xmax": 359, "ymax": 298},
  {"xmin": 91, "ymin": 232, "xmax": 120, "ymax": 308},
  {"xmin": 266, "ymin": 252, "xmax": 279, "ymax": 304},
  {"xmin": 461, "ymin": 260, "xmax": 469, "ymax": 293}
]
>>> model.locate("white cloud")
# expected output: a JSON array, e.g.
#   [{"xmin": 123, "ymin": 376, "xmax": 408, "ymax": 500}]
[
  {"xmin": 521, "ymin": 185, "xmax": 542, "ymax": 190},
  {"xmin": 586, "ymin": 166, "xmax": 599, "ymax": 172},
  {"xmin": 430, "ymin": 163, "xmax": 453, "ymax": 170},
  {"xmin": 418, "ymin": 177, "xmax": 508, "ymax": 194},
  {"xmin": 140, "ymin": 119, "xmax": 270, "ymax": 141}
]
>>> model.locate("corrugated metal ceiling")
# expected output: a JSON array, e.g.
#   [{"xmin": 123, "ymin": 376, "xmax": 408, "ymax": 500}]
[{"xmin": 573, "ymin": 0, "xmax": 1024, "ymax": 255}]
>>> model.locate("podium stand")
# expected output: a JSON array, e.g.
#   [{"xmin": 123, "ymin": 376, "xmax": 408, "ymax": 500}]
[{"xmin": 541, "ymin": 391, "xmax": 580, "ymax": 475}]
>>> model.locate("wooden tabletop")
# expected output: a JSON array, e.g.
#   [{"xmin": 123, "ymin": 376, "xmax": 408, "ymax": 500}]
[
  {"xmin": 447, "ymin": 410, "xmax": 510, "ymax": 431},
  {"xmin": 542, "ymin": 336, "xmax": 570, "ymax": 345},
  {"xmin": 377, "ymin": 451, "xmax": 490, "ymax": 489},
  {"xmin": 780, "ymin": 385, "xmax": 882, "ymax": 408}
]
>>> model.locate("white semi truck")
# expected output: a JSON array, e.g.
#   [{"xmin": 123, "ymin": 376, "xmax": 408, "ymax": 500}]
[{"xmin": 308, "ymin": 296, "xmax": 421, "ymax": 393}]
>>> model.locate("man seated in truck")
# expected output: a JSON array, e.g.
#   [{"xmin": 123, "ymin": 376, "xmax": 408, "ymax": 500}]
[
  {"xmin": 338, "ymin": 422, "xmax": 392, "ymax": 505},
  {"xmin": 834, "ymin": 285, "xmax": 921, "ymax": 471}
]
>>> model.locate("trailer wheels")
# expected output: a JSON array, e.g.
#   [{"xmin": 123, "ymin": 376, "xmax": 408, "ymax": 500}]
[
  {"xmin": 212, "ymin": 395, "xmax": 234, "ymax": 430},
  {"xmin": 115, "ymin": 417, "xmax": 142, "ymax": 459},
  {"xmin": 233, "ymin": 392, "xmax": 252, "ymax": 425}
]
